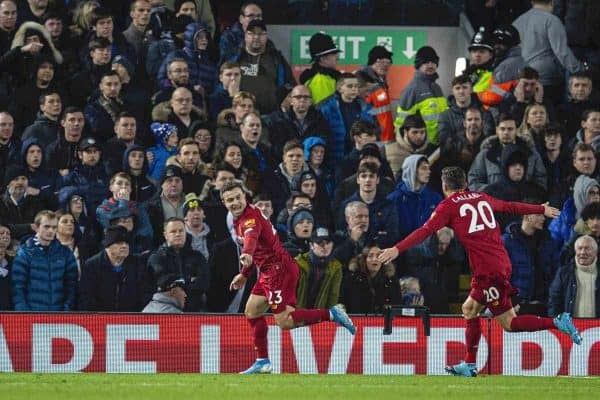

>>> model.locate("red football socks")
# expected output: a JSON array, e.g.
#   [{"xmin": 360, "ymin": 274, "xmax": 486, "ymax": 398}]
[
  {"xmin": 510, "ymin": 315, "xmax": 555, "ymax": 332},
  {"xmin": 291, "ymin": 309, "xmax": 331, "ymax": 326},
  {"xmin": 464, "ymin": 317, "xmax": 481, "ymax": 364},
  {"xmin": 248, "ymin": 317, "xmax": 268, "ymax": 359}
]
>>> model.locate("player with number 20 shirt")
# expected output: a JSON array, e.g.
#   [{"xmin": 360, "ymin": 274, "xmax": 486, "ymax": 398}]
[{"xmin": 378, "ymin": 167, "xmax": 583, "ymax": 377}]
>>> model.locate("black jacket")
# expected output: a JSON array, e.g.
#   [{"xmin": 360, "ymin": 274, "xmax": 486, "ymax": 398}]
[
  {"xmin": 78, "ymin": 250, "xmax": 148, "ymax": 311},
  {"xmin": 147, "ymin": 239, "xmax": 209, "ymax": 311},
  {"xmin": 21, "ymin": 113, "xmax": 62, "ymax": 148},
  {"xmin": 0, "ymin": 192, "xmax": 47, "ymax": 239},
  {"xmin": 46, "ymin": 136, "xmax": 81, "ymax": 172},
  {"xmin": 206, "ymin": 237, "xmax": 256, "ymax": 312}
]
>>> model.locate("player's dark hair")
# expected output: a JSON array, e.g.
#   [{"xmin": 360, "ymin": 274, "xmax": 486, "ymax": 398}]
[
  {"xmin": 441, "ymin": 166, "xmax": 467, "ymax": 190},
  {"xmin": 220, "ymin": 180, "xmax": 245, "ymax": 198}
]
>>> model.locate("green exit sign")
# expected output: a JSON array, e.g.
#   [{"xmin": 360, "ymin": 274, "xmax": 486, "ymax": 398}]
[{"xmin": 291, "ymin": 29, "xmax": 427, "ymax": 65}]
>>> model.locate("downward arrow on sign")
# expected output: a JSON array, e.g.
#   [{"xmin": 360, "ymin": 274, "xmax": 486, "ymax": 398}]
[{"xmin": 403, "ymin": 36, "xmax": 416, "ymax": 59}]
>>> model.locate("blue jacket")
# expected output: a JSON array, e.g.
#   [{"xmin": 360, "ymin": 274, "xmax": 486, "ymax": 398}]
[
  {"xmin": 158, "ymin": 23, "xmax": 217, "ymax": 94},
  {"xmin": 60, "ymin": 164, "xmax": 110, "ymax": 217},
  {"xmin": 548, "ymin": 260, "xmax": 600, "ymax": 317},
  {"xmin": 549, "ymin": 197, "xmax": 576, "ymax": 249},
  {"xmin": 339, "ymin": 192, "xmax": 399, "ymax": 248},
  {"xmin": 207, "ymin": 83, "xmax": 231, "ymax": 121},
  {"xmin": 12, "ymin": 237, "xmax": 78, "ymax": 311},
  {"xmin": 317, "ymin": 93, "xmax": 374, "ymax": 165},
  {"xmin": 387, "ymin": 182, "xmax": 441, "ymax": 239},
  {"xmin": 502, "ymin": 222, "xmax": 560, "ymax": 302},
  {"xmin": 147, "ymin": 142, "xmax": 177, "ymax": 181},
  {"xmin": 218, "ymin": 22, "xmax": 243, "ymax": 65}
]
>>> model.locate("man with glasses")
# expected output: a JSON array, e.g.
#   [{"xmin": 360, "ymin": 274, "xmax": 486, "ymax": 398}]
[
  {"xmin": 228, "ymin": 19, "xmax": 294, "ymax": 114},
  {"xmin": 263, "ymin": 85, "xmax": 331, "ymax": 161},
  {"xmin": 219, "ymin": 1, "xmax": 263, "ymax": 64}
]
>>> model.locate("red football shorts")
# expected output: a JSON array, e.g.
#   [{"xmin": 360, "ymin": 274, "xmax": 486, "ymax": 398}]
[
  {"xmin": 251, "ymin": 259, "xmax": 299, "ymax": 314},
  {"xmin": 469, "ymin": 274, "xmax": 517, "ymax": 316}
]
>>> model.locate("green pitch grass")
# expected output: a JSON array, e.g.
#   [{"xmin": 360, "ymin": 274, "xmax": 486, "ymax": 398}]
[{"xmin": 0, "ymin": 373, "xmax": 598, "ymax": 400}]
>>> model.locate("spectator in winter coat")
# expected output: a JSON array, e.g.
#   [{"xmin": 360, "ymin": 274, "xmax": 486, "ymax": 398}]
[
  {"xmin": 96, "ymin": 172, "xmax": 154, "ymax": 249},
  {"xmin": 549, "ymin": 174, "xmax": 600, "ymax": 248},
  {"xmin": 218, "ymin": 2, "xmax": 263, "ymax": 65},
  {"xmin": 394, "ymin": 46, "xmax": 447, "ymax": 145},
  {"xmin": 468, "ymin": 114, "xmax": 547, "ymax": 192},
  {"xmin": 147, "ymin": 217, "xmax": 209, "ymax": 311},
  {"xmin": 11, "ymin": 210, "xmax": 78, "ymax": 311},
  {"xmin": 20, "ymin": 138, "xmax": 60, "ymax": 206},
  {"xmin": 78, "ymin": 225, "xmax": 148, "ymax": 311},
  {"xmin": 169, "ymin": 137, "xmax": 209, "ymax": 195},
  {"xmin": 84, "ymin": 71, "xmax": 129, "ymax": 143},
  {"xmin": 560, "ymin": 201, "xmax": 600, "ymax": 265},
  {"xmin": 214, "ymin": 91, "xmax": 256, "ymax": 150},
  {"xmin": 0, "ymin": 111, "xmax": 20, "ymax": 177},
  {"xmin": 21, "ymin": 91, "xmax": 62, "ymax": 148},
  {"xmin": 437, "ymin": 74, "xmax": 495, "ymax": 148},
  {"xmin": 548, "ymin": 235, "xmax": 600, "ymax": 318},
  {"xmin": 264, "ymin": 140, "xmax": 311, "ymax": 217},
  {"xmin": 102, "ymin": 112, "xmax": 143, "ymax": 177},
  {"xmin": 228, "ymin": 19, "xmax": 294, "ymax": 114},
  {"xmin": 142, "ymin": 273, "xmax": 187, "ymax": 313},
  {"xmin": 341, "ymin": 243, "xmax": 400, "ymax": 314},
  {"xmin": 123, "ymin": 145, "xmax": 156, "ymax": 204},
  {"xmin": 550, "ymin": 143, "xmax": 598, "ymax": 209},
  {"xmin": 567, "ymin": 109, "xmax": 600, "ymax": 154},
  {"xmin": 318, "ymin": 72, "xmax": 375, "ymax": 165},
  {"xmin": 146, "ymin": 14, "xmax": 193, "ymax": 80},
  {"xmin": 295, "ymin": 227, "xmax": 342, "ymax": 309},
  {"xmin": 293, "ymin": 170, "xmax": 332, "ymax": 230},
  {"xmin": 262, "ymin": 84, "xmax": 331, "ymax": 162},
  {"xmin": 283, "ymin": 207, "xmax": 314, "ymax": 258},
  {"xmin": 339, "ymin": 162, "xmax": 399, "ymax": 248},
  {"xmin": 46, "ymin": 107, "xmax": 85, "ymax": 174},
  {"xmin": 538, "ymin": 124, "xmax": 571, "ymax": 204},
  {"xmin": 183, "ymin": 194, "xmax": 212, "ymax": 260},
  {"xmin": 208, "ymin": 61, "xmax": 241, "ymax": 121},
  {"xmin": 304, "ymin": 136, "xmax": 335, "ymax": 199},
  {"xmin": 158, "ymin": 22, "xmax": 216, "ymax": 98},
  {"xmin": 299, "ymin": 32, "xmax": 341, "ymax": 105},
  {"xmin": 60, "ymin": 137, "xmax": 110, "ymax": 220},
  {"xmin": 384, "ymin": 113, "xmax": 436, "ymax": 180},
  {"xmin": 404, "ymin": 227, "xmax": 466, "ymax": 313},
  {"xmin": 146, "ymin": 164, "xmax": 186, "ymax": 246},
  {"xmin": 0, "ymin": 165, "xmax": 49, "ymax": 240},
  {"xmin": 68, "ymin": 37, "xmax": 113, "ymax": 107},
  {"xmin": 147, "ymin": 122, "xmax": 179, "ymax": 181},
  {"xmin": 388, "ymin": 155, "xmax": 442, "ymax": 240},
  {"xmin": 503, "ymin": 202, "xmax": 560, "ymax": 315},
  {"xmin": 338, "ymin": 122, "xmax": 394, "ymax": 184},
  {"xmin": 557, "ymin": 72, "xmax": 598, "ymax": 138}
]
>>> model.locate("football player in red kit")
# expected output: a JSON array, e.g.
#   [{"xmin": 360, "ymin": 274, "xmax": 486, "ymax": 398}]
[
  {"xmin": 379, "ymin": 166, "xmax": 582, "ymax": 377},
  {"xmin": 221, "ymin": 181, "xmax": 356, "ymax": 374}
]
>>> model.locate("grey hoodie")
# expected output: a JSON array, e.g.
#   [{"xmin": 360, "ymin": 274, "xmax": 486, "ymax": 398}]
[
  {"xmin": 142, "ymin": 293, "xmax": 183, "ymax": 313},
  {"xmin": 513, "ymin": 7, "xmax": 584, "ymax": 85},
  {"xmin": 401, "ymin": 154, "xmax": 428, "ymax": 192},
  {"xmin": 573, "ymin": 175, "xmax": 599, "ymax": 218}
]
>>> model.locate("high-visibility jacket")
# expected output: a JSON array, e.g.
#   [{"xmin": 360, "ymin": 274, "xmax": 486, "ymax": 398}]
[
  {"xmin": 300, "ymin": 65, "xmax": 340, "ymax": 105},
  {"xmin": 365, "ymin": 87, "xmax": 394, "ymax": 142},
  {"xmin": 478, "ymin": 78, "xmax": 518, "ymax": 108},
  {"xmin": 394, "ymin": 71, "xmax": 447, "ymax": 146}
]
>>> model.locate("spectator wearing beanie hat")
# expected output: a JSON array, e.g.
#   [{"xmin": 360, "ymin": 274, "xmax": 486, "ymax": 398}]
[
  {"xmin": 283, "ymin": 207, "xmax": 315, "ymax": 258},
  {"xmin": 293, "ymin": 170, "xmax": 333, "ymax": 230},
  {"xmin": 300, "ymin": 32, "xmax": 341, "ymax": 105},
  {"xmin": 357, "ymin": 46, "xmax": 395, "ymax": 142},
  {"xmin": 148, "ymin": 122, "xmax": 179, "ymax": 181},
  {"xmin": 394, "ymin": 45, "xmax": 447, "ymax": 146}
]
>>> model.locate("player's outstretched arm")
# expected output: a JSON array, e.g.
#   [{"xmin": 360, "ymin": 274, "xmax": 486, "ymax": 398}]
[
  {"xmin": 378, "ymin": 225, "xmax": 435, "ymax": 264},
  {"xmin": 542, "ymin": 203, "xmax": 560, "ymax": 218}
]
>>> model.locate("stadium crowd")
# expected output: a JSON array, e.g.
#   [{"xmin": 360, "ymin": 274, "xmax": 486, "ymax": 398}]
[{"xmin": 0, "ymin": 0, "xmax": 598, "ymax": 317}]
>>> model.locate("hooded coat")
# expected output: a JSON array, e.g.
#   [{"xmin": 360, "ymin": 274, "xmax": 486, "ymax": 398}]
[
  {"xmin": 549, "ymin": 174, "xmax": 599, "ymax": 247},
  {"xmin": 282, "ymin": 208, "xmax": 313, "ymax": 258},
  {"xmin": 387, "ymin": 155, "xmax": 442, "ymax": 239},
  {"xmin": 123, "ymin": 145, "xmax": 157, "ymax": 203},
  {"xmin": 20, "ymin": 138, "xmax": 60, "ymax": 204},
  {"xmin": 383, "ymin": 131, "xmax": 437, "ymax": 180},
  {"xmin": 21, "ymin": 112, "xmax": 62, "ymax": 149},
  {"xmin": 437, "ymin": 93, "xmax": 495, "ymax": 147},
  {"xmin": 468, "ymin": 134, "xmax": 547, "ymax": 192},
  {"xmin": 157, "ymin": 22, "xmax": 217, "ymax": 94}
]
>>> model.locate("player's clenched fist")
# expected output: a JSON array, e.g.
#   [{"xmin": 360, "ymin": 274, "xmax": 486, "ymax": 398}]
[
  {"xmin": 229, "ymin": 273, "xmax": 247, "ymax": 291},
  {"xmin": 240, "ymin": 253, "xmax": 253, "ymax": 267}
]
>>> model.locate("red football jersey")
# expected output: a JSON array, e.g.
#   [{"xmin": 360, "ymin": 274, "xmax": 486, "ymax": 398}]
[
  {"xmin": 234, "ymin": 204, "xmax": 294, "ymax": 278},
  {"xmin": 394, "ymin": 191, "xmax": 544, "ymax": 278}
]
